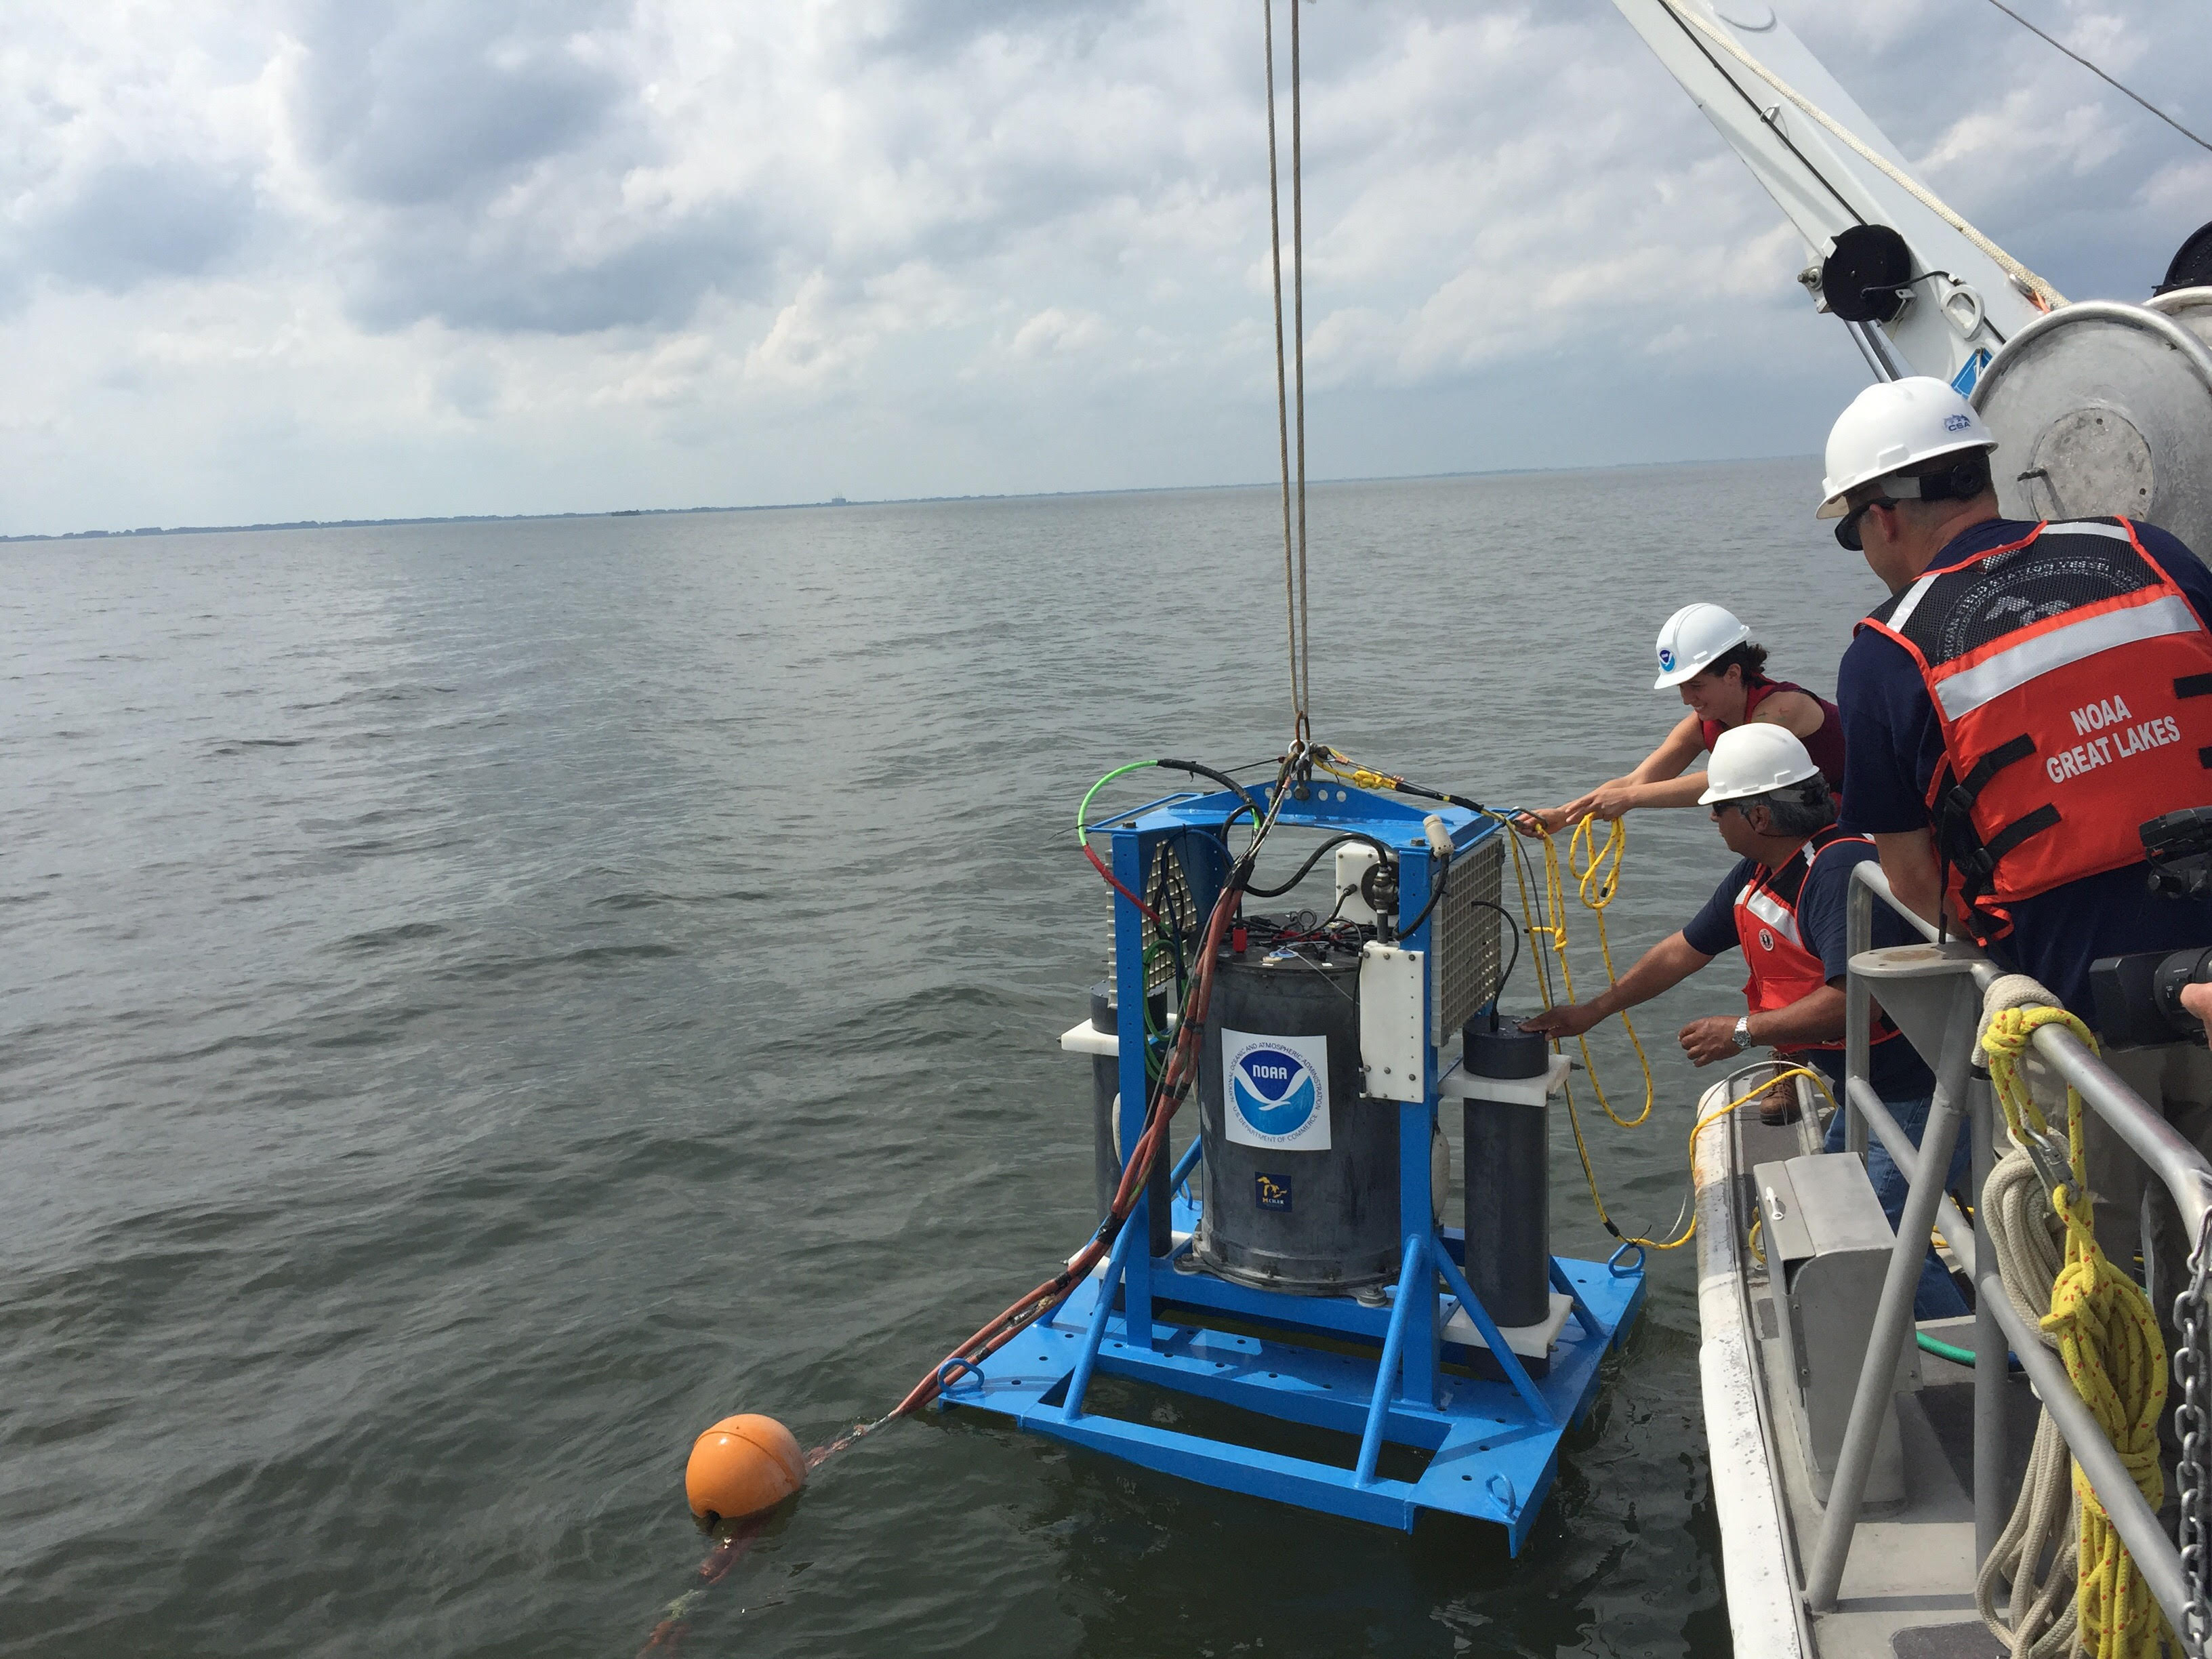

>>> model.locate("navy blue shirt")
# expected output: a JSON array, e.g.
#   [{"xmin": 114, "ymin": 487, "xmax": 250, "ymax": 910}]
[
  {"xmin": 1681, "ymin": 838, "xmax": 1937, "ymax": 1098},
  {"xmin": 1835, "ymin": 517, "xmax": 2212, "ymax": 1018}
]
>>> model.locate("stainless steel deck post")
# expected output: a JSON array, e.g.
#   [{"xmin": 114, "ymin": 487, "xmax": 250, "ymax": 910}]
[
  {"xmin": 1805, "ymin": 975, "xmax": 1979, "ymax": 1612},
  {"xmin": 1969, "ymin": 1076, "xmax": 2005, "ymax": 1563},
  {"xmin": 1845, "ymin": 877, "xmax": 1871, "ymax": 1158}
]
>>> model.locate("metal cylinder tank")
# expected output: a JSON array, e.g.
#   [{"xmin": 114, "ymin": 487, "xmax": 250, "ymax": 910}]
[
  {"xmin": 1973, "ymin": 300, "xmax": 2212, "ymax": 557},
  {"xmin": 1090, "ymin": 982, "xmax": 1171, "ymax": 1257},
  {"xmin": 1193, "ymin": 943, "xmax": 1399, "ymax": 1294},
  {"xmin": 1462, "ymin": 1092, "xmax": 1550, "ymax": 1328}
]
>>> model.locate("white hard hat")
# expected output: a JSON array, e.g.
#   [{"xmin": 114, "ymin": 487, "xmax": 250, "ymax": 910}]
[
  {"xmin": 1816, "ymin": 376, "xmax": 1996, "ymax": 518},
  {"xmin": 1700, "ymin": 724, "xmax": 1823, "ymax": 805},
  {"xmin": 1652, "ymin": 602, "xmax": 1751, "ymax": 689}
]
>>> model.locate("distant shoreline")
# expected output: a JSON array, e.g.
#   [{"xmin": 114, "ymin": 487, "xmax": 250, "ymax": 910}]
[{"xmin": 0, "ymin": 454, "xmax": 1813, "ymax": 545}]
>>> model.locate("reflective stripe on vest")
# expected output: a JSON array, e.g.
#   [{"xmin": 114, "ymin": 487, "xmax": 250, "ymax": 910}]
[
  {"xmin": 1856, "ymin": 518, "xmax": 2212, "ymax": 928},
  {"xmin": 1732, "ymin": 828, "xmax": 1898, "ymax": 1052},
  {"xmin": 1933, "ymin": 594, "xmax": 2203, "ymax": 721},
  {"xmin": 1739, "ymin": 884, "xmax": 1800, "ymax": 949}
]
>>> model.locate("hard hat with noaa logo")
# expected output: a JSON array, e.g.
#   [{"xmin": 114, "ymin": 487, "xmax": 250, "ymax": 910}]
[{"xmin": 1653, "ymin": 602, "xmax": 1750, "ymax": 689}]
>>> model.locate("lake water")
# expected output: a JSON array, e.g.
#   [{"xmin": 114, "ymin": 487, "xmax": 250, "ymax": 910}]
[{"xmin": 1, "ymin": 460, "xmax": 1898, "ymax": 1656}]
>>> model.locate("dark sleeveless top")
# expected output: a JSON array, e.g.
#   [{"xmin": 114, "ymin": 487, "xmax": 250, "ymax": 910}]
[{"xmin": 1699, "ymin": 679, "xmax": 1847, "ymax": 792}]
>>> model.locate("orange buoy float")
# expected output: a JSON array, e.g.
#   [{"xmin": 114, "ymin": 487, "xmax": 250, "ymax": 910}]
[{"xmin": 684, "ymin": 1414, "xmax": 805, "ymax": 1523}]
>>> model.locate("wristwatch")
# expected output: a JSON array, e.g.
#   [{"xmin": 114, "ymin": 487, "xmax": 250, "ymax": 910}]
[{"xmin": 1733, "ymin": 1015, "xmax": 1752, "ymax": 1052}]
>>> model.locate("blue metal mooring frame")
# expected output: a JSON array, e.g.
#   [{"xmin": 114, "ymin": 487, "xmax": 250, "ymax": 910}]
[{"xmin": 941, "ymin": 780, "xmax": 1644, "ymax": 1549}]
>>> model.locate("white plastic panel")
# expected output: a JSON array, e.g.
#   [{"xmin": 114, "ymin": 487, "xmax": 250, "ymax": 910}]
[{"xmin": 1357, "ymin": 942, "xmax": 1426, "ymax": 1102}]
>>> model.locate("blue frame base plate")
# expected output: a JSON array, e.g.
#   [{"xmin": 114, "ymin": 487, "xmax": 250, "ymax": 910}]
[{"xmin": 937, "ymin": 1249, "xmax": 1643, "ymax": 1554}]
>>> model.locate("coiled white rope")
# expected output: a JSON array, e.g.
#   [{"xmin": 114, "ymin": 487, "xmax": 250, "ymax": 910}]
[
  {"xmin": 1978, "ymin": 1145, "xmax": 2080, "ymax": 1658},
  {"xmin": 1975, "ymin": 974, "xmax": 2080, "ymax": 1658}
]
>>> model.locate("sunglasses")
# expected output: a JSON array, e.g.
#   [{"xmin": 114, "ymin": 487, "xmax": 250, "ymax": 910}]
[
  {"xmin": 1835, "ymin": 496, "xmax": 1891, "ymax": 552},
  {"xmin": 1833, "ymin": 470, "xmax": 1942, "ymax": 551}
]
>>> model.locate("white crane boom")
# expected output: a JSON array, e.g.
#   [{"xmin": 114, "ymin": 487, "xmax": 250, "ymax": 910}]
[{"xmin": 1610, "ymin": 0, "xmax": 2050, "ymax": 387}]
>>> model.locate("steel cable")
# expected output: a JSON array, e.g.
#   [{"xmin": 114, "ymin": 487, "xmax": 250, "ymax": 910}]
[{"xmin": 1263, "ymin": 0, "xmax": 1311, "ymax": 742}]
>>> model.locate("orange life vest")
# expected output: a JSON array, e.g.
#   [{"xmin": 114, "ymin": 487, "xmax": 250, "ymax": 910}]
[
  {"xmin": 1734, "ymin": 827, "xmax": 1905, "ymax": 1054},
  {"xmin": 1856, "ymin": 518, "xmax": 2212, "ymax": 943}
]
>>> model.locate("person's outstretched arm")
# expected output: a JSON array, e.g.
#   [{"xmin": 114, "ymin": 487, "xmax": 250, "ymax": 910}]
[
  {"xmin": 1517, "ymin": 714, "xmax": 1706, "ymax": 833},
  {"xmin": 1520, "ymin": 930, "xmax": 1713, "ymax": 1038}
]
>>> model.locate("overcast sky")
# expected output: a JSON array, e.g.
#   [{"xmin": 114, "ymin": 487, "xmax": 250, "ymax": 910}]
[{"xmin": 3, "ymin": 0, "xmax": 2207, "ymax": 533}]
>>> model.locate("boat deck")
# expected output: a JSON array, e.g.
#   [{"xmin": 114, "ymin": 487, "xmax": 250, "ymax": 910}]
[{"xmin": 1723, "ymin": 1102, "xmax": 2043, "ymax": 1659}]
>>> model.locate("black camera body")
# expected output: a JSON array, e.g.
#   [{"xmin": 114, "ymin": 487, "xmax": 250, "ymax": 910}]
[
  {"xmin": 2084, "ymin": 811, "xmax": 2212, "ymax": 1048},
  {"xmin": 2144, "ymin": 805, "xmax": 2212, "ymax": 901},
  {"xmin": 2091, "ymin": 945, "xmax": 2212, "ymax": 1049}
]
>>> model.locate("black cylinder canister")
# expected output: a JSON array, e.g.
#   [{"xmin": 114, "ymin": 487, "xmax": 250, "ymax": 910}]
[
  {"xmin": 1090, "ymin": 981, "xmax": 1172, "ymax": 1257},
  {"xmin": 1460, "ymin": 1027, "xmax": 1551, "ymax": 1327},
  {"xmin": 1194, "ymin": 943, "xmax": 1399, "ymax": 1294}
]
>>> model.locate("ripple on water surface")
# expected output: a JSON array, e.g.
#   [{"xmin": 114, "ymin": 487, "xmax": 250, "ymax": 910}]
[{"xmin": 0, "ymin": 464, "xmax": 1891, "ymax": 1656}]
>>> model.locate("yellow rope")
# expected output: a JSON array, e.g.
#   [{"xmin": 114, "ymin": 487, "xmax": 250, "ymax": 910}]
[
  {"xmin": 1983, "ymin": 1004, "xmax": 2171, "ymax": 1659},
  {"xmin": 1315, "ymin": 755, "xmax": 1761, "ymax": 1252},
  {"xmin": 1558, "ymin": 815, "xmax": 1658, "ymax": 1128},
  {"xmin": 1459, "ymin": 807, "xmax": 1656, "ymax": 1127},
  {"xmin": 1568, "ymin": 1063, "xmax": 1838, "ymax": 1250}
]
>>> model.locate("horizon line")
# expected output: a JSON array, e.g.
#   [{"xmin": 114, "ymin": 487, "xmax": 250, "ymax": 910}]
[{"xmin": 0, "ymin": 451, "xmax": 1818, "ymax": 545}]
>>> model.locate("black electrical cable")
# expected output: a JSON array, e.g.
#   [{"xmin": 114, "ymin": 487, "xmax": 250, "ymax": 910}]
[
  {"xmin": 1157, "ymin": 758, "xmax": 1265, "ymax": 825},
  {"xmin": 1654, "ymin": 1, "xmax": 1866, "ymax": 230},
  {"xmin": 1318, "ymin": 752, "xmax": 1488, "ymax": 819},
  {"xmin": 1242, "ymin": 831, "xmax": 1397, "ymax": 899},
  {"xmin": 1900, "ymin": 270, "xmax": 2009, "ymax": 347},
  {"xmin": 1145, "ymin": 854, "xmax": 1191, "ymax": 992},
  {"xmin": 1397, "ymin": 847, "xmax": 1454, "ymax": 941},
  {"xmin": 1463, "ymin": 897, "xmax": 1524, "ymax": 1025},
  {"xmin": 1978, "ymin": 0, "xmax": 2212, "ymax": 157}
]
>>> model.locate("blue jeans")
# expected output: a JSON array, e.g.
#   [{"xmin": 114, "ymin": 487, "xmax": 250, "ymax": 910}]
[{"xmin": 1824, "ymin": 1093, "xmax": 1971, "ymax": 1320}]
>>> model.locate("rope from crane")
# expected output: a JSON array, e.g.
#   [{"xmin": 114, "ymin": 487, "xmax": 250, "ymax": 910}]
[
  {"xmin": 1263, "ymin": 0, "xmax": 1312, "ymax": 743},
  {"xmin": 1652, "ymin": 0, "xmax": 2066, "ymax": 312}
]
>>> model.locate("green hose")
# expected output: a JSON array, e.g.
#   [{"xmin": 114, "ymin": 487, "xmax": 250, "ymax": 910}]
[
  {"xmin": 1076, "ymin": 760, "xmax": 1162, "ymax": 846},
  {"xmin": 1917, "ymin": 1330, "xmax": 1976, "ymax": 1366}
]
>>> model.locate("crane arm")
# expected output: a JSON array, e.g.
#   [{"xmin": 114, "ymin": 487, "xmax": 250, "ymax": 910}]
[{"xmin": 1610, "ymin": 0, "xmax": 2052, "ymax": 383}]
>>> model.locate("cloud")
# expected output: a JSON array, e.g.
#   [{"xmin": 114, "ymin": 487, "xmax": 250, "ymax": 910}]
[
  {"xmin": 276, "ymin": 0, "xmax": 769, "ymax": 333},
  {"xmin": 1009, "ymin": 306, "xmax": 1105, "ymax": 358},
  {"xmin": 289, "ymin": 0, "xmax": 628, "ymax": 209},
  {"xmin": 28, "ymin": 159, "xmax": 258, "ymax": 289},
  {"xmin": 0, "ymin": 0, "xmax": 2206, "ymax": 531}
]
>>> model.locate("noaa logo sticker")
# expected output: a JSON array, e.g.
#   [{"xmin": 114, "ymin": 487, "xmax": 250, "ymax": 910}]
[
  {"xmin": 1758, "ymin": 927, "xmax": 1776, "ymax": 951},
  {"xmin": 1223, "ymin": 1029, "xmax": 1332, "ymax": 1151},
  {"xmin": 1658, "ymin": 647, "xmax": 1676, "ymax": 670},
  {"xmin": 1944, "ymin": 412, "xmax": 1972, "ymax": 432}
]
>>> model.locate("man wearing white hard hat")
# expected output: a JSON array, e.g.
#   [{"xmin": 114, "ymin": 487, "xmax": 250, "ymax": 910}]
[
  {"xmin": 1523, "ymin": 726, "xmax": 1965, "ymax": 1316},
  {"xmin": 1517, "ymin": 602, "xmax": 1843, "ymax": 835},
  {"xmin": 1822, "ymin": 373, "xmax": 2212, "ymax": 1302}
]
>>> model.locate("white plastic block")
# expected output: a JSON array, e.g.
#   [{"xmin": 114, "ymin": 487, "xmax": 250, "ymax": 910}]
[{"xmin": 1358, "ymin": 942, "xmax": 1426, "ymax": 1102}]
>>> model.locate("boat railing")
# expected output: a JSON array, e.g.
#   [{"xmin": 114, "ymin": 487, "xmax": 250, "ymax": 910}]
[{"xmin": 1802, "ymin": 859, "xmax": 2212, "ymax": 1633}]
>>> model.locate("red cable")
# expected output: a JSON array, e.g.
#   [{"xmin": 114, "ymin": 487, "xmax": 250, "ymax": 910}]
[
  {"xmin": 886, "ymin": 874, "xmax": 1241, "ymax": 1420},
  {"xmin": 1084, "ymin": 843, "xmax": 1164, "ymax": 927}
]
